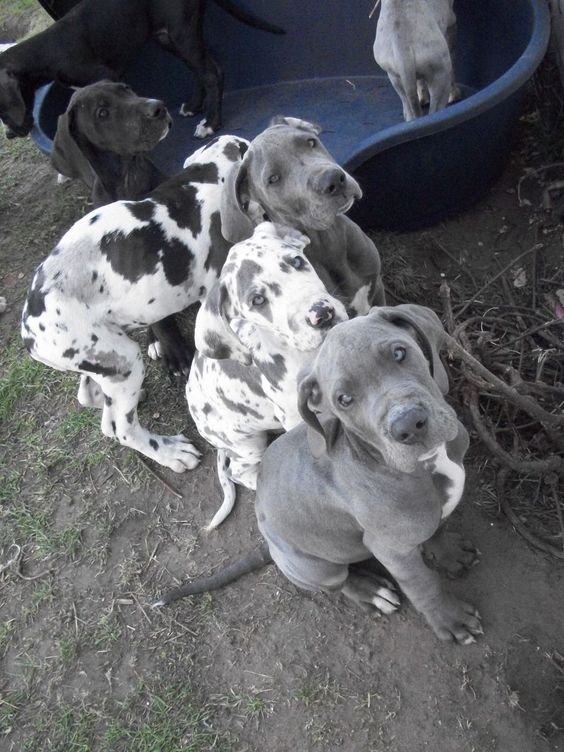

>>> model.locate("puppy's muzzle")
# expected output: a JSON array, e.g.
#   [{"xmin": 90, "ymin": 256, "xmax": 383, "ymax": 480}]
[
  {"xmin": 142, "ymin": 98, "xmax": 167, "ymax": 120},
  {"xmin": 317, "ymin": 167, "xmax": 347, "ymax": 196},
  {"xmin": 389, "ymin": 404, "xmax": 429, "ymax": 445},
  {"xmin": 306, "ymin": 300, "xmax": 336, "ymax": 329},
  {"xmin": 4, "ymin": 122, "xmax": 30, "ymax": 139}
]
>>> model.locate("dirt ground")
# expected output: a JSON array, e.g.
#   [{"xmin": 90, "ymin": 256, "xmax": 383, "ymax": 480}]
[{"xmin": 1, "ymin": 6, "xmax": 564, "ymax": 752}]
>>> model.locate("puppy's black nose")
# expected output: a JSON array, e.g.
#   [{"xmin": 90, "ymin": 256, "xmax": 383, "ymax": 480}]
[
  {"xmin": 318, "ymin": 168, "xmax": 346, "ymax": 196},
  {"xmin": 390, "ymin": 406, "xmax": 428, "ymax": 444},
  {"xmin": 306, "ymin": 301, "xmax": 335, "ymax": 328},
  {"xmin": 144, "ymin": 99, "xmax": 166, "ymax": 118}
]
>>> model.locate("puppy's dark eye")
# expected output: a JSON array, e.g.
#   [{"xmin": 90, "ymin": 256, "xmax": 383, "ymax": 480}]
[
  {"xmin": 291, "ymin": 256, "xmax": 305, "ymax": 270},
  {"xmin": 268, "ymin": 174, "xmax": 280, "ymax": 185},
  {"xmin": 307, "ymin": 138, "xmax": 317, "ymax": 148},
  {"xmin": 97, "ymin": 107, "xmax": 109, "ymax": 119},
  {"xmin": 337, "ymin": 393, "xmax": 353, "ymax": 408},
  {"xmin": 251, "ymin": 294, "xmax": 266, "ymax": 307},
  {"xmin": 393, "ymin": 345, "xmax": 407, "ymax": 362}
]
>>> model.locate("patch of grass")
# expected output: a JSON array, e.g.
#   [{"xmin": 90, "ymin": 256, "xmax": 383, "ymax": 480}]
[
  {"xmin": 29, "ymin": 582, "xmax": 54, "ymax": 612},
  {"xmin": 16, "ymin": 680, "xmax": 232, "ymax": 751},
  {"xmin": 92, "ymin": 611, "xmax": 122, "ymax": 649},
  {"xmin": 1, "ymin": 133, "xmax": 34, "ymax": 160},
  {"xmin": 0, "ymin": 619, "xmax": 16, "ymax": 655},
  {"xmin": 210, "ymin": 687, "xmax": 275, "ymax": 724},
  {"xmin": 57, "ymin": 406, "xmax": 100, "ymax": 441},
  {"xmin": 102, "ymin": 684, "xmax": 230, "ymax": 752},
  {"xmin": 23, "ymin": 704, "xmax": 97, "ymax": 752},
  {"xmin": 294, "ymin": 670, "xmax": 344, "ymax": 708},
  {"xmin": 6, "ymin": 504, "xmax": 82, "ymax": 558},
  {"xmin": 0, "ymin": 470, "xmax": 21, "ymax": 505},
  {"xmin": 57, "ymin": 636, "xmax": 80, "ymax": 666},
  {"xmin": 0, "ymin": 2, "xmax": 52, "ymax": 42},
  {"xmin": 0, "ymin": 688, "xmax": 29, "ymax": 735},
  {"xmin": 0, "ymin": 344, "xmax": 65, "ymax": 423}
]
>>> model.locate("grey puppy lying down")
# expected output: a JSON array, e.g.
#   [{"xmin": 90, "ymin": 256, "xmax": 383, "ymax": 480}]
[{"xmin": 154, "ymin": 306, "xmax": 482, "ymax": 644}]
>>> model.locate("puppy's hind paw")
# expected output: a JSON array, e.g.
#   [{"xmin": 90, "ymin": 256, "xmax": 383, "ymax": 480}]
[
  {"xmin": 422, "ymin": 531, "xmax": 479, "ymax": 578},
  {"xmin": 341, "ymin": 572, "xmax": 401, "ymax": 616}
]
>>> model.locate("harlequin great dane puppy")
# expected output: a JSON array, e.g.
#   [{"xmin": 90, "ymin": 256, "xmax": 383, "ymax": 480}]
[
  {"xmin": 21, "ymin": 134, "xmax": 247, "ymax": 473},
  {"xmin": 155, "ymin": 305, "xmax": 482, "ymax": 645},
  {"xmin": 187, "ymin": 222, "xmax": 348, "ymax": 529}
]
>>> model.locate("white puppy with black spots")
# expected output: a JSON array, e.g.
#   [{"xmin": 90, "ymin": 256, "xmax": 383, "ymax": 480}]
[
  {"xmin": 187, "ymin": 222, "xmax": 348, "ymax": 529},
  {"xmin": 21, "ymin": 135, "xmax": 248, "ymax": 472}
]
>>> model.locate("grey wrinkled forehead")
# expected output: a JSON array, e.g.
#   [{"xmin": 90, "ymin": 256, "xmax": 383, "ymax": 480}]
[
  {"xmin": 314, "ymin": 316, "xmax": 420, "ymax": 374},
  {"xmin": 249, "ymin": 124, "xmax": 331, "ymax": 160}
]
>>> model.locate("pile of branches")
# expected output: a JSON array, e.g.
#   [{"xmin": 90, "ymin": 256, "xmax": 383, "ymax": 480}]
[{"xmin": 439, "ymin": 244, "xmax": 564, "ymax": 559}]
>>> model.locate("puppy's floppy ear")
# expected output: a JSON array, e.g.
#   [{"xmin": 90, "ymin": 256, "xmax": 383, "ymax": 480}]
[
  {"xmin": 220, "ymin": 157, "xmax": 256, "ymax": 243},
  {"xmin": 0, "ymin": 69, "xmax": 26, "ymax": 126},
  {"xmin": 298, "ymin": 370, "xmax": 340, "ymax": 458},
  {"xmin": 369, "ymin": 304, "xmax": 450, "ymax": 394},
  {"xmin": 51, "ymin": 99, "xmax": 95, "ymax": 187},
  {"xmin": 194, "ymin": 280, "xmax": 252, "ymax": 366},
  {"xmin": 270, "ymin": 115, "xmax": 322, "ymax": 134},
  {"xmin": 273, "ymin": 223, "xmax": 311, "ymax": 252}
]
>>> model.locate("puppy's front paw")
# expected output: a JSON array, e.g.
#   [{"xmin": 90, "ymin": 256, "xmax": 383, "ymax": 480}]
[
  {"xmin": 193, "ymin": 119, "xmax": 215, "ymax": 139},
  {"xmin": 179, "ymin": 102, "xmax": 198, "ymax": 117},
  {"xmin": 422, "ymin": 531, "xmax": 478, "ymax": 578},
  {"xmin": 147, "ymin": 340, "xmax": 163, "ymax": 361},
  {"xmin": 341, "ymin": 572, "xmax": 401, "ymax": 616},
  {"xmin": 159, "ymin": 434, "xmax": 202, "ymax": 472},
  {"xmin": 426, "ymin": 595, "xmax": 483, "ymax": 644}
]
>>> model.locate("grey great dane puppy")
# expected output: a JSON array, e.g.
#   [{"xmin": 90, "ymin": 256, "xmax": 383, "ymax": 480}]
[
  {"xmin": 218, "ymin": 116, "xmax": 385, "ymax": 315},
  {"xmin": 51, "ymin": 81, "xmax": 172, "ymax": 207},
  {"xmin": 188, "ymin": 221, "xmax": 348, "ymax": 529},
  {"xmin": 373, "ymin": 0, "xmax": 459, "ymax": 121},
  {"xmin": 154, "ymin": 305, "xmax": 482, "ymax": 644}
]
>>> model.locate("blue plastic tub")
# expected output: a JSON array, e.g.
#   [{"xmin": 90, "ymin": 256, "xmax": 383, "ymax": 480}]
[{"xmin": 31, "ymin": 0, "xmax": 550, "ymax": 229}]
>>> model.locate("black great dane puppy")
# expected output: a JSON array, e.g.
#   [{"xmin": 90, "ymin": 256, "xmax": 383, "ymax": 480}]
[{"xmin": 0, "ymin": 0, "xmax": 283, "ymax": 140}]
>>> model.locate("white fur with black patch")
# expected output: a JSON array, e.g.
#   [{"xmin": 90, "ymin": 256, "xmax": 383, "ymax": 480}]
[{"xmin": 20, "ymin": 135, "xmax": 249, "ymax": 473}]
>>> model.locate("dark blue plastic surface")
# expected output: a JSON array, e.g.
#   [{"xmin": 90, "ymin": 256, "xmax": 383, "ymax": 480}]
[{"xmin": 31, "ymin": 0, "xmax": 550, "ymax": 229}]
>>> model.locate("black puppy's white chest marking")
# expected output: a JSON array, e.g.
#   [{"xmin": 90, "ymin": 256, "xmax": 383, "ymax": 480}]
[{"xmin": 420, "ymin": 443, "xmax": 465, "ymax": 519}]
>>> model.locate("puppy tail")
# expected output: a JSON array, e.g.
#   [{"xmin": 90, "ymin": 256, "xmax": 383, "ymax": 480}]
[{"xmin": 151, "ymin": 542, "xmax": 273, "ymax": 608}]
